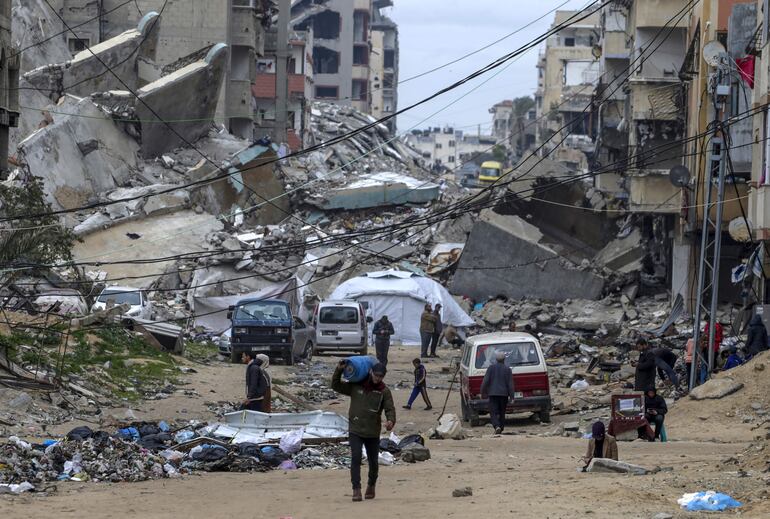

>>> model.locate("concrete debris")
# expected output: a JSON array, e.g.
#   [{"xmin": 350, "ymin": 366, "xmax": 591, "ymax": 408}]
[
  {"xmin": 688, "ymin": 378, "xmax": 744, "ymax": 400},
  {"xmin": 452, "ymin": 486, "xmax": 473, "ymax": 497},
  {"xmin": 401, "ymin": 444, "xmax": 431, "ymax": 463},
  {"xmin": 435, "ymin": 414, "xmax": 465, "ymax": 440},
  {"xmin": 587, "ymin": 458, "xmax": 650, "ymax": 475}
]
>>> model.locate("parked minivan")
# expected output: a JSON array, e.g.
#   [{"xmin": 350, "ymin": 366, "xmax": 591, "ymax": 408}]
[
  {"xmin": 459, "ymin": 332, "xmax": 551, "ymax": 426},
  {"xmin": 312, "ymin": 300, "xmax": 369, "ymax": 355}
]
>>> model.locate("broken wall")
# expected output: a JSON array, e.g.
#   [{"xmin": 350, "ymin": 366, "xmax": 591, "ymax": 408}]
[
  {"xmin": 17, "ymin": 95, "xmax": 139, "ymax": 212},
  {"xmin": 450, "ymin": 210, "xmax": 606, "ymax": 301}
]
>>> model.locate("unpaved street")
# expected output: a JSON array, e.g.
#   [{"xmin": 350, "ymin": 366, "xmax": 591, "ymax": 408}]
[{"xmin": 3, "ymin": 349, "xmax": 769, "ymax": 519}]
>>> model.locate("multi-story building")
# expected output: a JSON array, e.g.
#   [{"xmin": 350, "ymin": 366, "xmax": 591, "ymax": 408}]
[
  {"xmin": 489, "ymin": 100, "xmax": 513, "ymax": 148},
  {"xmin": 0, "ymin": 0, "xmax": 19, "ymax": 173},
  {"xmin": 291, "ymin": 0, "xmax": 397, "ymax": 119},
  {"xmin": 535, "ymin": 9, "xmax": 601, "ymax": 149},
  {"xmin": 370, "ymin": 0, "xmax": 398, "ymax": 132},
  {"xmin": 49, "ymin": 0, "xmax": 275, "ymax": 140},
  {"xmin": 252, "ymin": 28, "xmax": 313, "ymax": 150},
  {"xmin": 405, "ymin": 127, "xmax": 497, "ymax": 171}
]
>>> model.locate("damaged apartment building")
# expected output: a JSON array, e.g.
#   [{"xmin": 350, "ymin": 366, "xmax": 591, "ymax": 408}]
[
  {"xmin": 0, "ymin": 0, "xmax": 19, "ymax": 173},
  {"xmin": 46, "ymin": 0, "xmax": 278, "ymax": 140},
  {"xmin": 535, "ymin": 8, "xmax": 601, "ymax": 171},
  {"xmin": 587, "ymin": 0, "xmax": 764, "ymax": 313},
  {"xmin": 291, "ymin": 0, "xmax": 399, "ymax": 131}
]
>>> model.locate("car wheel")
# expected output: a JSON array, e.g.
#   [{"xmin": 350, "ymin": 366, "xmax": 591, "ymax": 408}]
[
  {"xmin": 538, "ymin": 410, "xmax": 551, "ymax": 424},
  {"xmin": 284, "ymin": 351, "xmax": 294, "ymax": 366},
  {"xmin": 303, "ymin": 342, "xmax": 313, "ymax": 361},
  {"xmin": 461, "ymin": 393, "xmax": 480, "ymax": 427},
  {"xmin": 230, "ymin": 350, "xmax": 240, "ymax": 364}
]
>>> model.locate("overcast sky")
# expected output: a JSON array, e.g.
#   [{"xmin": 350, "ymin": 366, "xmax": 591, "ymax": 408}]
[{"xmin": 385, "ymin": 0, "xmax": 589, "ymax": 135}]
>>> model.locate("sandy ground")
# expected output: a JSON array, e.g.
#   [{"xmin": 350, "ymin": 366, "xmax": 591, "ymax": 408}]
[{"xmin": 4, "ymin": 347, "xmax": 770, "ymax": 518}]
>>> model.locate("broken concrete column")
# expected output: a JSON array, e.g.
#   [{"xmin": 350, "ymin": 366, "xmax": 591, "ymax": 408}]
[
  {"xmin": 23, "ymin": 12, "xmax": 161, "ymax": 102},
  {"xmin": 451, "ymin": 210, "xmax": 606, "ymax": 301},
  {"xmin": 587, "ymin": 458, "xmax": 649, "ymax": 475}
]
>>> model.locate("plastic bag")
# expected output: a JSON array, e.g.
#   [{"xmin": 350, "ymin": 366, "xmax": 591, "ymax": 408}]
[
  {"xmin": 278, "ymin": 460, "xmax": 298, "ymax": 470},
  {"xmin": 259, "ymin": 445, "xmax": 291, "ymax": 467},
  {"xmin": 0, "ymin": 482, "xmax": 34, "ymax": 494},
  {"xmin": 279, "ymin": 427, "xmax": 304, "ymax": 454},
  {"xmin": 570, "ymin": 379, "xmax": 589, "ymax": 390},
  {"xmin": 174, "ymin": 430, "xmax": 196, "ymax": 444},
  {"xmin": 378, "ymin": 452, "xmax": 394, "ymax": 465},
  {"xmin": 397, "ymin": 434, "xmax": 425, "ymax": 449},
  {"xmin": 678, "ymin": 492, "xmax": 742, "ymax": 511}
]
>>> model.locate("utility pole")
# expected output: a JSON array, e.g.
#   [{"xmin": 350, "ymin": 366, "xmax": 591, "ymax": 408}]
[
  {"xmin": 689, "ymin": 53, "xmax": 731, "ymax": 390},
  {"xmin": 274, "ymin": 0, "xmax": 291, "ymax": 144}
]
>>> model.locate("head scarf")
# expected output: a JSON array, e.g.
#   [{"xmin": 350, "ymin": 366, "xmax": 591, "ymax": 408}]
[
  {"xmin": 256, "ymin": 354, "xmax": 271, "ymax": 385},
  {"xmin": 592, "ymin": 421, "xmax": 605, "ymax": 440}
]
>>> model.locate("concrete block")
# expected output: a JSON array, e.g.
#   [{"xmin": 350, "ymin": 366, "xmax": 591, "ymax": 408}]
[
  {"xmin": 689, "ymin": 377, "xmax": 744, "ymax": 400},
  {"xmin": 587, "ymin": 458, "xmax": 649, "ymax": 475}
]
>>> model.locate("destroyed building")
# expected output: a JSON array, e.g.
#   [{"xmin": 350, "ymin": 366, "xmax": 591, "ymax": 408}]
[
  {"xmin": 0, "ymin": 0, "xmax": 19, "ymax": 174},
  {"xmin": 291, "ymin": 0, "xmax": 398, "ymax": 120}
]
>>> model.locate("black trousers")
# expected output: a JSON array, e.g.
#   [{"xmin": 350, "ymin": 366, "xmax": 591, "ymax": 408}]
[
  {"xmin": 375, "ymin": 342, "xmax": 390, "ymax": 366},
  {"xmin": 430, "ymin": 332, "xmax": 441, "ymax": 355},
  {"xmin": 349, "ymin": 433, "xmax": 379, "ymax": 489},
  {"xmin": 241, "ymin": 399, "xmax": 263, "ymax": 412},
  {"xmin": 488, "ymin": 395, "xmax": 508, "ymax": 431}
]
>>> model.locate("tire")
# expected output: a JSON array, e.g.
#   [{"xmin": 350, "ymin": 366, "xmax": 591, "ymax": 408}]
[
  {"xmin": 230, "ymin": 349, "xmax": 240, "ymax": 364},
  {"xmin": 303, "ymin": 342, "xmax": 314, "ymax": 361},
  {"xmin": 284, "ymin": 351, "xmax": 294, "ymax": 366},
  {"xmin": 538, "ymin": 410, "xmax": 551, "ymax": 424},
  {"xmin": 461, "ymin": 393, "xmax": 481, "ymax": 427}
]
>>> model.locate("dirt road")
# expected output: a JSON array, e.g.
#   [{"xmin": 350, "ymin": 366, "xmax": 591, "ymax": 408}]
[{"xmin": 3, "ymin": 347, "xmax": 769, "ymax": 519}]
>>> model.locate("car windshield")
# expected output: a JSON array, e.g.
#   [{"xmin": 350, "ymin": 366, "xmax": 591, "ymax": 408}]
[
  {"xmin": 98, "ymin": 289, "xmax": 141, "ymax": 306},
  {"xmin": 236, "ymin": 301, "xmax": 289, "ymax": 320},
  {"xmin": 481, "ymin": 167, "xmax": 500, "ymax": 178},
  {"xmin": 474, "ymin": 342, "xmax": 539, "ymax": 369},
  {"xmin": 319, "ymin": 306, "xmax": 358, "ymax": 324}
]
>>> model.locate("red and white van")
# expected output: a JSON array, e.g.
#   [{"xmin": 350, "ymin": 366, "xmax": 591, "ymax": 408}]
[{"xmin": 459, "ymin": 332, "xmax": 551, "ymax": 426}]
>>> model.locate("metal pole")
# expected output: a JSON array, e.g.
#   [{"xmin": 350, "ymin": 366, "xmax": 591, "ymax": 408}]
[
  {"xmin": 707, "ymin": 131, "xmax": 728, "ymax": 373},
  {"xmin": 274, "ymin": 0, "xmax": 291, "ymax": 144}
]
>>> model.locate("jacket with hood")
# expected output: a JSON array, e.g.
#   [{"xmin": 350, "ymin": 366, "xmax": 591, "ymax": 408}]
[
  {"xmin": 245, "ymin": 361, "xmax": 267, "ymax": 401},
  {"xmin": 420, "ymin": 311, "xmax": 437, "ymax": 334},
  {"xmin": 331, "ymin": 366, "xmax": 396, "ymax": 438},
  {"xmin": 634, "ymin": 349, "xmax": 656, "ymax": 391},
  {"xmin": 747, "ymin": 315, "xmax": 768, "ymax": 356}
]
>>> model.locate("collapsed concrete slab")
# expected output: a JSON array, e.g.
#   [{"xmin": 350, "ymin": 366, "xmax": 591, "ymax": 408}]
[
  {"xmin": 594, "ymin": 229, "xmax": 645, "ymax": 273},
  {"xmin": 308, "ymin": 172, "xmax": 439, "ymax": 210},
  {"xmin": 450, "ymin": 210, "xmax": 606, "ymax": 301},
  {"xmin": 189, "ymin": 141, "xmax": 290, "ymax": 226},
  {"xmin": 23, "ymin": 12, "xmax": 161, "ymax": 102},
  {"xmin": 587, "ymin": 458, "xmax": 649, "ymax": 475},
  {"xmin": 689, "ymin": 377, "xmax": 744, "ymax": 400},
  {"xmin": 557, "ymin": 300, "xmax": 625, "ymax": 332},
  {"xmin": 17, "ymin": 95, "xmax": 139, "ymax": 211}
]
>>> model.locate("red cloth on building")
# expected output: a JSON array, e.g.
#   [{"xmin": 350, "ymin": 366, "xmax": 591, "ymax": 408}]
[{"xmin": 736, "ymin": 56, "xmax": 755, "ymax": 89}]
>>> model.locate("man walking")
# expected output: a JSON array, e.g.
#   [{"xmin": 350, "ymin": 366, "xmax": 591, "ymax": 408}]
[
  {"xmin": 420, "ymin": 303, "xmax": 437, "ymax": 358},
  {"xmin": 403, "ymin": 358, "xmax": 432, "ymax": 410},
  {"xmin": 634, "ymin": 338, "xmax": 656, "ymax": 392},
  {"xmin": 331, "ymin": 361, "xmax": 396, "ymax": 502},
  {"xmin": 372, "ymin": 315, "xmax": 395, "ymax": 366},
  {"xmin": 652, "ymin": 346, "xmax": 679, "ymax": 388},
  {"xmin": 480, "ymin": 350, "xmax": 515, "ymax": 435},
  {"xmin": 429, "ymin": 304, "xmax": 443, "ymax": 358},
  {"xmin": 241, "ymin": 352, "xmax": 267, "ymax": 412}
]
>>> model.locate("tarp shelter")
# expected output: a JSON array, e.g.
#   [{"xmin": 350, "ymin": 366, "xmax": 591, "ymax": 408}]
[
  {"xmin": 192, "ymin": 278, "xmax": 297, "ymax": 333},
  {"xmin": 329, "ymin": 270, "xmax": 475, "ymax": 345}
]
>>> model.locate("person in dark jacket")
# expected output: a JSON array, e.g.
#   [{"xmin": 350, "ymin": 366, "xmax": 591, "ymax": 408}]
[
  {"xmin": 419, "ymin": 304, "xmax": 436, "ymax": 358},
  {"xmin": 372, "ymin": 315, "xmax": 395, "ymax": 366},
  {"xmin": 331, "ymin": 361, "xmax": 396, "ymax": 502},
  {"xmin": 241, "ymin": 352, "xmax": 267, "ymax": 412},
  {"xmin": 403, "ymin": 358, "xmax": 432, "ymax": 410},
  {"xmin": 652, "ymin": 347, "xmax": 679, "ymax": 388},
  {"xmin": 634, "ymin": 338, "xmax": 656, "ymax": 392},
  {"xmin": 746, "ymin": 314, "xmax": 768, "ymax": 358},
  {"xmin": 429, "ymin": 304, "xmax": 443, "ymax": 358},
  {"xmin": 643, "ymin": 388, "xmax": 667, "ymax": 441},
  {"xmin": 723, "ymin": 347, "xmax": 743, "ymax": 370},
  {"xmin": 480, "ymin": 350, "xmax": 515, "ymax": 435}
]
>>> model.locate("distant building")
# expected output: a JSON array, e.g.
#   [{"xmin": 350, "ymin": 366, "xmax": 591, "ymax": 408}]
[
  {"xmin": 405, "ymin": 127, "xmax": 496, "ymax": 171},
  {"xmin": 0, "ymin": 0, "xmax": 19, "ymax": 173},
  {"xmin": 291, "ymin": 0, "xmax": 398, "ymax": 120},
  {"xmin": 489, "ymin": 100, "xmax": 513, "ymax": 147}
]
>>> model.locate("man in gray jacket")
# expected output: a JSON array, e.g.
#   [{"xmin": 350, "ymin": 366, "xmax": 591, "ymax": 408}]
[{"xmin": 480, "ymin": 350, "xmax": 515, "ymax": 434}]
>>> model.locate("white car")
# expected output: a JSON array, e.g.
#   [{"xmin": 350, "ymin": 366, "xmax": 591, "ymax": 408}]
[{"xmin": 92, "ymin": 286, "xmax": 154, "ymax": 320}]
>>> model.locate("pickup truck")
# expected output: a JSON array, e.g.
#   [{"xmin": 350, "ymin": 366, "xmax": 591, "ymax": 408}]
[{"xmin": 227, "ymin": 298, "xmax": 312, "ymax": 366}]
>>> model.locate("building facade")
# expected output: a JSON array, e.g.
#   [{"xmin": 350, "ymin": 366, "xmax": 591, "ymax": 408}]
[{"xmin": 0, "ymin": 0, "xmax": 19, "ymax": 173}]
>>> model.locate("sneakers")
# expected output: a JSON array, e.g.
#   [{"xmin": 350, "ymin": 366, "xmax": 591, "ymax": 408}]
[
  {"xmin": 494, "ymin": 427, "xmax": 503, "ymax": 435},
  {"xmin": 352, "ymin": 488, "xmax": 363, "ymax": 502},
  {"xmin": 365, "ymin": 485, "xmax": 376, "ymax": 500},
  {"xmin": 425, "ymin": 406, "xmax": 433, "ymax": 410},
  {"xmin": 402, "ymin": 405, "xmax": 411, "ymax": 410}
]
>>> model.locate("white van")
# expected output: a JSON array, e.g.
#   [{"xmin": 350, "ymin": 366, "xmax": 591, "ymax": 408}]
[{"xmin": 312, "ymin": 300, "xmax": 369, "ymax": 355}]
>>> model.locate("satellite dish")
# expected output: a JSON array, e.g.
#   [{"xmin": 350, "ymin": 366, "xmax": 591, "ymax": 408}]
[
  {"xmin": 702, "ymin": 40, "xmax": 727, "ymax": 67},
  {"xmin": 669, "ymin": 165, "xmax": 691, "ymax": 188}
]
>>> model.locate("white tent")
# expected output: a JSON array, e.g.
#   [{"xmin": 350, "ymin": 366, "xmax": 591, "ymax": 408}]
[{"xmin": 329, "ymin": 270, "xmax": 475, "ymax": 345}]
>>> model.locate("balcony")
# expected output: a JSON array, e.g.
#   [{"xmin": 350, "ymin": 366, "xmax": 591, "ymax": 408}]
[
  {"xmin": 633, "ymin": 0, "xmax": 690, "ymax": 29},
  {"xmin": 627, "ymin": 170, "xmax": 682, "ymax": 214},
  {"xmin": 749, "ymin": 185, "xmax": 770, "ymax": 240},
  {"xmin": 229, "ymin": 7, "xmax": 259, "ymax": 48},
  {"xmin": 602, "ymin": 32, "xmax": 629, "ymax": 58},
  {"xmin": 252, "ymin": 73, "xmax": 309, "ymax": 99}
]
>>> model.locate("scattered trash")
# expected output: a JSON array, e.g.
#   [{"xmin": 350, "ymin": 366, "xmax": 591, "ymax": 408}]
[
  {"xmin": 0, "ymin": 482, "xmax": 34, "ymax": 494},
  {"xmin": 435, "ymin": 414, "xmax": 465, "ymax": 440},
  {"xmin": 677, "ymin": 492, "xmax": 742, "ymax": 511},
  {"xmin": 279, "ymin": 427, "xmax": 304, "ymax": 454}
]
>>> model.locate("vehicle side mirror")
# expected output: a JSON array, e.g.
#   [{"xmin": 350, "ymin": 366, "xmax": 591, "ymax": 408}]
[
  {"xmin": 366, "ymin": 316, "xmax": 373, "ymax": 323},
  {"xmin": 227, "ymin": 311, "xmax": 233, "ymax": 320}
]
